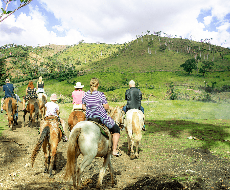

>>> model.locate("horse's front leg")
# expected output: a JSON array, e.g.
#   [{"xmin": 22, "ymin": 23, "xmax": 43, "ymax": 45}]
[
  {"xmin": 23, "ymin": 111, "xmax": 26, "ymax": 127},
  {"xmin": 96, "ymin": 154, "xmax": 112, "ymax": 189},
  {"xmin": 107, "ymin": 154, "xmax": 115, "ymax": 187}
]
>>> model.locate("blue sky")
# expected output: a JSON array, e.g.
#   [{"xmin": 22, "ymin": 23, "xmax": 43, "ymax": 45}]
[{"xmin": 0, "ymin": 0, "xmax": 230, "ymax": 48}]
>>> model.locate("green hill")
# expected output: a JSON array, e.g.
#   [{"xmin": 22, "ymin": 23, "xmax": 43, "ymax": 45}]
[{"xmin": 1, "ymin": 32, "xmax": 230, "ymax": 102}]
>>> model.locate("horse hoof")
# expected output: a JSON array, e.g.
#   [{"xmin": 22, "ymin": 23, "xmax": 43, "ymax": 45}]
[
  {"xmin": 130, "ymin": 154, "xmax": 136, "ymax": 160},
  {"xmin": 49, "ymin": 174, "xmax": 54, "ymax": 178}
]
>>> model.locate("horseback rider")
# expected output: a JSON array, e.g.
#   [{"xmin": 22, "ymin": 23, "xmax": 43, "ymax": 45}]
[
  {"xmin": 22, "ymin": 81, "xmax": 38, "ymax": 111},
  {"xmin": 82, "ymin": 78, "xmax": 121, "ymax": 157},
  {"xmin": 1, "ymin": 79, "xmax": 15, "ymax": 113},
  {"xmin": 36, "ymin": 76, "xmax": 45, "ymax": 94},
  {"xmin": 45, "ymin": 94, "xmax": 68, "ymax": 142},
  {"xmin": 72, "ymin": 82, "xmax": 85, "ymax": 110},
  {"xmin": 122, "ymin": 80, "xmax": 145, "ymax": 130}
]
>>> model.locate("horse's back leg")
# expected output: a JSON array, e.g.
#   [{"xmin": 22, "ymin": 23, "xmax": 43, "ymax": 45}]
[
  {"xmin": 108, "ymin": 158, "xmax": 115, "ymax": 187},
  {"xmin": 42, "ymin": 139, "xmax": 49, "ymax": 173},
  {"xmin": 77, "ymin": 155, "xmax": 95, "ymax": 188},
  {"xmin": 96, "ymin": 154, "xmax": 113, "ymax": 188},
  {"xmin": 49, "ymin": 140, "xmax": 59, "ymax": 178}
]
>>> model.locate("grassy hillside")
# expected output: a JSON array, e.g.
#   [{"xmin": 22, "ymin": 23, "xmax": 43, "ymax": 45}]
[
  {"xmin": 1, "ymin": 32, "xmax": 230, "ymax": 102},
  {"xmin": 1, "ymin": 33, "xmax": 230, "ymax": 84}
]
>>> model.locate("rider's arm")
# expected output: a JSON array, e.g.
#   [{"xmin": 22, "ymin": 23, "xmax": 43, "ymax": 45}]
[{"xmin": 82, "ymin": 104, "xmax": 86, "ymax": 110}]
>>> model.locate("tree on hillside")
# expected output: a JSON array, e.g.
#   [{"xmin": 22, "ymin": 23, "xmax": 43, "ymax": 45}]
[
  {"xmin": 0, "ymin": 0, "xmax": 32, "ymax": 22},
  {"xmin": 0, "ymin": 57, "xmax": 7, "ymax": 85},
  {"xmin": 199, "ymin": 60, "xmax": 214, "ymax": 76},
  {"xmin": 159, "ymin": 44, "xmax": 167, "ymax": 52},
  {"xmin": 180, "ymin": 58, "xmax": 197, "ymax": 74}
]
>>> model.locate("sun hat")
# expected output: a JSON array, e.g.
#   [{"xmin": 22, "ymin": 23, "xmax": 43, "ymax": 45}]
[
  {"xmin": 74, "ymin": 82, "xmax": 84, "ymax": 88},
  {"xmin": 50, "ymin": 94, "xmax": 58, "ymax": 101},
  {"xmin": 129, "ymin": 80, "xmax": 135, "ymax": 86}
]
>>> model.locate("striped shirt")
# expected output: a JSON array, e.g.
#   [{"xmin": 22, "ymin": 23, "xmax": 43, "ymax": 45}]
[{"xmin": 82, "ymin": 90, "xmax": 115, "ymax": 129}]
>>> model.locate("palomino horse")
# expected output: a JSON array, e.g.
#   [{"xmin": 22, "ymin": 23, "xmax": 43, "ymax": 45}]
[
  {"xmin": 64, "ymin": 121, "xmax": 114, "ymax": 189},
  {"xmin": 124, "ymin": 109, "xmax": 145, "ymax": 159},
  {"xmin": 3, "ymin": 97, "xmax": 17, "ymax": 130},
  {"xmin": 68, "ymin": 110, "xmax": 85, "ymax": 131},
  {"xmin": 23, "ymin": 98, "xmax": 39, "ymax": 127},
  {"xmin": 108, "ymin": 106, "xmax": 125, "ymax": 129},
  {"xmin": 37, "ymin": 93, "xmax": 47, "ymax": 120},
  {"xmin": 31, "ymin": 116, "xmax": 62, "ymax": 178}
]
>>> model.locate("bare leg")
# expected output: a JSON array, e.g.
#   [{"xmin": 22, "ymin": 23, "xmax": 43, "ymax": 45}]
[{"xmin": 112, "ymin": 133, "xmax": 120, "ymax": 155}]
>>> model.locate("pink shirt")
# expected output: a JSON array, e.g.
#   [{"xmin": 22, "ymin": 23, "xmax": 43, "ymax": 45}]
[{"xmin": 72, "ymin": 90, "xmax": 85, "ymax": 104}]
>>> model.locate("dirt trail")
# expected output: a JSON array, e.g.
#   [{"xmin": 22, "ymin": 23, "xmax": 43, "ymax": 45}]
[{"xmin": 0, "ymin": 103, "xmax": 230, "ymax": 189}]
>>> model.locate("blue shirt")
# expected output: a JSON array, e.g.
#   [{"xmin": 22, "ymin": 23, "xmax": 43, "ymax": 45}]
[{"xmin": 3, "ymin": 83, "xmax": 14, "ymax": 98}]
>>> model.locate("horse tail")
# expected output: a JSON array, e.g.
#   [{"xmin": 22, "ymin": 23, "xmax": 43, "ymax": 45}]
[
  {"xmin": 8, "ymin": 99, "xmax": 12, "ymax": 113},
  {"xmin": 132, "ymin": 112, "xmax": 142, "ymax": 143},
  {"xmin": 31, "ymin": 126, "xmax": 50, "ymax": 167},
  {"xmin": 34, "ymin": 101, "xmax": 39, "ymax": 116},
  {"xmin": 64, "ymin": 127, "xmax": 81, "ymax": 180}
]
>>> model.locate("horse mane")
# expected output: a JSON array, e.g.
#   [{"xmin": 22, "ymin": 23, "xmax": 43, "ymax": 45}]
[{"xmin": 34, "ymin": 101, "xmax": 39, "ymax": 116}]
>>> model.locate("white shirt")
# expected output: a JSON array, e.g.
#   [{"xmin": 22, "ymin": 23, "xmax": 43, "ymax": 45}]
[{"xmin": 45, "ymin": 102, "xmax": 59, "ymax": 117}]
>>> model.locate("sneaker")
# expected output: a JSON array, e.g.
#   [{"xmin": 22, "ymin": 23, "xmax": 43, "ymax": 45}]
[
  {"xmin": 1, "ymin": 110, "xmax": 3, "ymax": 113},
  {"xmin": 142, "ymin": 125, "xmax": 146, "ymax": 131},
  {"xmin": 112, "ymin": 152, "xmax": 122, "ymax": 157}
]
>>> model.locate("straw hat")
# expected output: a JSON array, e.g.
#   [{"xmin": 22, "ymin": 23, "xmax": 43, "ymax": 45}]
[
  {"xmin": 74, "ymin": 82, "xmax": 84, "ymax": 88},
  {"xmin": 50, "ymin": 94, "xmax": 58, "ymax": 101}
]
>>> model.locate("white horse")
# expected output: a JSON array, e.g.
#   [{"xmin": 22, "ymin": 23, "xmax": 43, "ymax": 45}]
[
  {"xmin": 124, "ymin": 109, "xmax": 145, "ymax": 159},
  {"xmin": 64, "ymin": 121, "xmax": 114, "ymax": 189}
]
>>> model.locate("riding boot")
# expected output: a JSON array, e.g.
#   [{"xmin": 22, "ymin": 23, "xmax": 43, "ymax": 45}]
[
  {"xmin": 59, "ymin": 125, "xmax": 68, "ymax": 142},
  {"xmin": 15, "ymin": 116, "xmax": 18, "ymax": 125},
  {"xmin": 142, "ymin": 125, "xmax": 146, "ymax": 131}
]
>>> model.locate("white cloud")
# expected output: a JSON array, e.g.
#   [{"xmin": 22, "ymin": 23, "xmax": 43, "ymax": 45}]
[
  {"xmin": 0, "ymin": 0, "xmax": 230, "ymax": 47},
  {"xmin": 204, "ymin": 16, "xmax": 212, "ymax": 26}
]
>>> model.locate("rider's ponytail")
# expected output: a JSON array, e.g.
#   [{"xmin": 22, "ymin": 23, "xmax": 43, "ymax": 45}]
[{"xmin": 90, "ymin": 78, "xmax": 99, "ymax": 94}]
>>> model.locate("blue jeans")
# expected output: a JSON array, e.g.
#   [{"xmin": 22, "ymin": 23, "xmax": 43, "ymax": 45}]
[{"xmin": 122, "ymin": 105, "xmax": 144, "ymax": 114}]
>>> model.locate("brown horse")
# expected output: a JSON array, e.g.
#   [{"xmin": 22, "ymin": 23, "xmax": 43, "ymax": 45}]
[
  {"xmin": 38, "ymin": 93, "xmax": 47, "ymax": 120},
  {"xmin": 3, "ymin": 97, "xmax": 17, "ymax": 130},
  {"xmin": 68, "ymin": 110, "xmax": 85, "ymax": 131},
  {"xmin": 23, "ymin": 98, "xmax": 39, "ymax": 127},
  {"xmin": 31, "ymin": 116, "xmax": 62, "ymax": 178}
]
